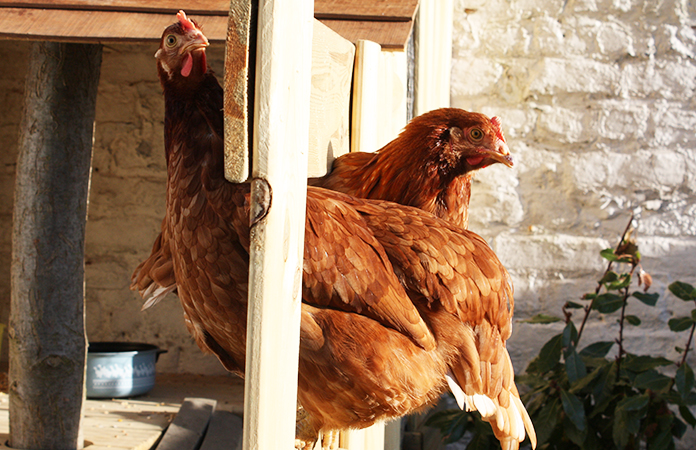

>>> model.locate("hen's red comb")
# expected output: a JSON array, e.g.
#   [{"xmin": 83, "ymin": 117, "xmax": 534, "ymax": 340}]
[
  {"xmin": 177, "ymin": 10, "xmax": 196, "ymax": 32},
  {"xmin": 490, "ymin": 116, "xmax": 506, "ymax": 143}
]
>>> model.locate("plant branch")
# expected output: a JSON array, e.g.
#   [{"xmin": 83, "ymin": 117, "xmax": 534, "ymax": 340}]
[
  {"xmin": 679, "ymin": 301, "xmax": 696, "ymax": 368},
  {"xmin": 577, "ymin": 214, "xmax": 635, "ymax": 344}
]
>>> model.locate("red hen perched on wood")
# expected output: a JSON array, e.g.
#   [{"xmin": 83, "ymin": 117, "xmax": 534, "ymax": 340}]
[
  {"xmin": 310, "ymin": 108, "xmax": 513, "ymax": 230},
  {"xmin": 134, "ymin": 11, "xmax": 536, "ymax": 450}
]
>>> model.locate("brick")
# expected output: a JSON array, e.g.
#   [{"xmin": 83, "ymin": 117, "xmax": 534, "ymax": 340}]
[{"xmin": 528, "ymin": 57, "xmax": 621, "ymax": 95}]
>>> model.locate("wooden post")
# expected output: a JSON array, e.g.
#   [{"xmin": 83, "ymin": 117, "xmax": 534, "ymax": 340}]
[
  {"xmin": 244, "ymin": 1, "xmax": 313, "ymax": 450},
  {"xmin": 10, "ymin": 41, "xmax": 101, "ymax": 450},
  {"xmin": 414, "ymin": 0, "xmax": 453, "ymax": 115}
]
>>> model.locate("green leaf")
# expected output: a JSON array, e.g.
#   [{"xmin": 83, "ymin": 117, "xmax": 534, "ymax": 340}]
[
  {"xmin": 560, "ymin": 390, "xmax": 586, "ymax": 432},
  {"xmin": 562, "ymin": 321, "xmax": 579, "ymax": 349},
  {"xmin": 600, "ymin": 248, "xmax": 619, "ymax": 262},
  {"xmin": 618, "ymin": 393, "xmax": 650, "ymax": 411},
  {"xmin": 579, "ymin": 341, "xmax": 614, "ymax": 358},
  {"xmin": 593, "ymin": 362, "xmax": 618, "ymax": 407},
  {"xmin": 692, "ymin": 309, "xmax": 696, "ymax": 322},
  {"xmin": 632, "ymin": 291, "xmax": 659, "ymax": 306},
  {"xmin": 599, "ymin": 270, "xmax": 619, "ymax": 284},
  {"xmin": 565, "ymin": 347, "xmax": 587, "ymax": 385},
  {"xmin": 624, "ymin": 315, "xmax": 641, "ymax": 326},
  {"xmin": 673, "ymin": 416, "xmax": 688, "ymax": 439},
  {"xmin": 537, "ymin": 334, "xmax": 563, "ymax": 373},
  {"xmin": 668, "ymin": 317, "xmax": 694, "ymax": 332},
  {"xmin": 613, "ymin": 395, "xmax": 649, "ymax": 449},
  {"xmin": 570, "ymin": 361, "xmax": 609, "ymax": 394},
  {"xmin": 622, "ymin": 354, "xmax": 673, "ymax": 372},
  {"xmin": 648, "ymin": 428, "xmax": 674, "ymax": 450},
  {"xmin": 593, "ymin": 293, "xmax": 624, "ymax": 314},
  {"xmin": 634, "ymin": 370, "xmax": 672, "ymax": 393},
  {"xmin": 565, "ymin": 301, "xmax": 584, "ymax": 309},
  {"xmin": 522, "ymin": 314, "xmax": 562, "ymax": 324},
  {"xmin": 679, "ymin": 405, "xmax": 696, "ymax": 427},
  {"xmin": 606, "ymin": 274, "xmax": 632, "ymax": 291},
  {"xmin": 534, "ymin": 397, "xmax": 561, "ymax": 446},
  {"xmin": 676, "ymin": 364, "xmax": 695, "ymax": 398},
  {"xmin": 669, "ymin": 281, "xmax": 696, "ymax": 301},
  {"xmin": 562, "ymin": 415, "xmax": 587, "ymax": 446}
]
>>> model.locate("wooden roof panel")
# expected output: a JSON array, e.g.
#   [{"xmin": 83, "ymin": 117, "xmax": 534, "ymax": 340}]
[
  {"xmin": 0, "ymin": 8, "xmax": 228, "ymax": 42},
  {"xmin": 321, "ymin": 19, "xmax": 413, "ymax": 49},
  {"xmin": 0, "ymin": 0, "xmax": 419, "ymax": 21},
  {"xmin": 0, "ymin": 0, "xmax": 419, "ymax": 48}
]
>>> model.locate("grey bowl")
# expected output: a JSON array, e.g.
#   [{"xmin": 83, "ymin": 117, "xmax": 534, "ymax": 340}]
[{"xmin": 86, "ymin": 342, "xmax": 166, "ymax": 398}]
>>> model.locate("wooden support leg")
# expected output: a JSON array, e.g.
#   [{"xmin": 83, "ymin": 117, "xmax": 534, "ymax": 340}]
[{"xmin": 9, "ymin": 41, "xmax": 101, "ymax": 450}]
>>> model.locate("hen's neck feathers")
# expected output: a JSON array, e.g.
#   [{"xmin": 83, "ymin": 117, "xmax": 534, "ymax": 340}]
[{"xmin": 330, "ymin": 124, "xmax": 475, "ymax": 229}]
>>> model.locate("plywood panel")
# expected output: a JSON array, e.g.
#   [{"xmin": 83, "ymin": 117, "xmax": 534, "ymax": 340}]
[
  {"xmin": 320, "ymin": 19, "xmax": 413, "ymax": 50},
  {"xmin": 0, "ymin": 3, "xmax": 416, "ymax": 48},
  {"xmin": 0, "ymin": 8, "xmax": 228, "ymax": 42},
  {"xmin": 0, "ymin": 0, "xmax": 419, "ymax": 21},
  {"xmin": 307, "ymin": 20, "xmax": 355, "ymax": 177},
  {"xmin": 414, "ymin": 0, "xmax": 452, "ymax": 115}
]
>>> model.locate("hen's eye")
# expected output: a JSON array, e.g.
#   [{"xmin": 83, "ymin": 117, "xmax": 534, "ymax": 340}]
[
  {"xmin": 166, "ymin": 35, "xmax": 177, "ymax": 47},
  {"xmin": 469, "ymin": 128, "xmax": 484, "ymax": 141}
]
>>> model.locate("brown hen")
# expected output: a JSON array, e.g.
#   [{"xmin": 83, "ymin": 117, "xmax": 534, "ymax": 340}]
[
  {"xmin": 134, "ymin": 11, "xmax": 535, "ymax": 450},
  {"xmin": 310, "ymin": 108, "xmax": 513, "ymax": 230}
]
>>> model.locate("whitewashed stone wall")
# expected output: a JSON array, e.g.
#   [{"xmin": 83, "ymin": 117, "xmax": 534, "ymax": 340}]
[{"xmin": 451, "ymin": 0, "xmax": 696, "ymax": 414}]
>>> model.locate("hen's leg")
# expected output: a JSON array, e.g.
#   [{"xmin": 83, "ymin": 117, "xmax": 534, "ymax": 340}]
[{"xmin": 295, "ymin": 406, "xmax": 319, "ymax": 450}]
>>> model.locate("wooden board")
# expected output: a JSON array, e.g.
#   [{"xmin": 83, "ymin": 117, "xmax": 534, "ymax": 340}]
[
  {"xmin": 319, "ymin": 19, "xmax": 414, "ymax": 49},
  {"xmin": 0, "ymin": 8, "xmax": 228, "ymax": 42},
  {"xmin": 199, "ymin": 410, "xmax": 243, "ymax": 450},
  {"xmin": 154, "ymin": 398, "xmax": 216, "ymax": 450},
  {"xmin": 413, "ymin": 0, "xmax": 452, "ymax": 115},
  {"xmin": 0, "ymin": 0, "xmax": 419, "ymax": 21},
  {"xmin": 244, "ymin": 0, "xmax": 312, "ymax": 449},
  {"xmin": 223, "ymin": 0, "xmax": 254, "ymax": 182},
  {"xmin": 0, "ymin": 2, "xmax": 417, "ymax": 49},
  {"xmin": 307, "ymin": 20, "xmax": 355, "ymax": 177}
]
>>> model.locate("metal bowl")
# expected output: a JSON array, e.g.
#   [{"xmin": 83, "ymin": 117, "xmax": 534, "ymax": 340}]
[{"xmin": 86, "ymin": 342, "xmax": 166, "ymax": 398}]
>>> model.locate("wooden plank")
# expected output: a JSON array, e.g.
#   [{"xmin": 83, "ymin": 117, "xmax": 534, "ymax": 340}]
[
  {"xmin": 0, "ymin": 0, "xmax": 419, "ymax": 21},
  {"xmin": 314, "ymin": 0, "xmax": 419, "ymax": 21},
  {"xmin": 223, "ymin": 0, "xmax": 254, "ymax": 183},
  {"xmin": 199, "ymin": 410, "xmax": 243, "ymax": 450},
  {"xmin": 319, "ymin": 19, "xmax": 414, "ymax": 50},
  {"xmin": 244, "ymin": 1, "xmax": 313, "ymax": 450},
  {"xmin": 155, "ymin": 398, "xmax": 216, "ymax": 450},
  {"xmin": 307, "ymin": 20, "xmax": 355, "ymax": 177},
  {"xmin": 376, "ymin": 49, "xmax": 408, "ymax": 148},
  {"xmin": 413, "ymin": 0, "xmax": 452, "ymax": 115},
  {"xmin": 0, "ymin": 7, "xmax": 413, "ymax": 48},
  {"xmin": 341, "ymin": 423, "xmax": 385, "ymax": 450},
  {"xmin": 0, "ymin": 0, "xmax": 230, "ymax": 15},
  {"xmin": 351, "ymin": 40, "xmax": 381, "ymax": 154},
  {"xmin": 0, "ymin": 8, "xmax": 228, "ymax": 42}
]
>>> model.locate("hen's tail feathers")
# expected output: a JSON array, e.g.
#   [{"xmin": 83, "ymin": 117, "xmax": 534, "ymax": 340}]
[{"xmin": 446, "ymin": 348, "xmax": 536, "ymax": 450}]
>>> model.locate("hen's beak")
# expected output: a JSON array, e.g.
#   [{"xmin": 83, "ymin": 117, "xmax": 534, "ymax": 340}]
[
  {"xmin": 180, "ymin": 30, "xmax": 209, "ymax": 55},
  {"xmin": 486, "ymin": 140, "xmax": 514, "ymax": 168}
]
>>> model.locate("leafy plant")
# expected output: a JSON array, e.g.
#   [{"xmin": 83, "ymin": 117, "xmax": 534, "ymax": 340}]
[{"xmin": 426, "ymin": 218, "xmax": 696, "ymax": 450}]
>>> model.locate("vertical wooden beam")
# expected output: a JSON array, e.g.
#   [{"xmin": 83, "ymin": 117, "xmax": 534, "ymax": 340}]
[
  {"xmin": 244, "ymin": 1, "xmax": 313, "ymax": 450},
  {"xmin": 224, "ymin": 0, "xmax": 254, "ymax": 183},
  {"xmin": 351, "ymin": 40, "xmax": 381, "ymax": 154},
  {"xmin": 414, "ymin": 0, "xmax": 453, "ymax": 115},
  {"xmin": 352, "ymin": 41, "xmax": 408, "ymax": 153},
  {"xmin": 10, "ymin": 41, "xmax": 101, "ymax": 450}
]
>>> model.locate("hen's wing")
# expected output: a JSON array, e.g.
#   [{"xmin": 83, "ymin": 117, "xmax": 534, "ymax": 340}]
[
  {"xmin": 302, "ymin": 187, "xmax": 436, "ymax": 351},
  {"xmin": 131, "ymin": 221, "xmax": 177, "ymax": 309},
  {"xmin": 348, "ymin": 197, "xmax": 534, "ymax": 449}
]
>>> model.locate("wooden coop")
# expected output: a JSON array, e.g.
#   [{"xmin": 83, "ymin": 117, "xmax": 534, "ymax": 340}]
[{"xmin": 0, "ymin": 0, "xmax": 452, "ymax": 449}]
